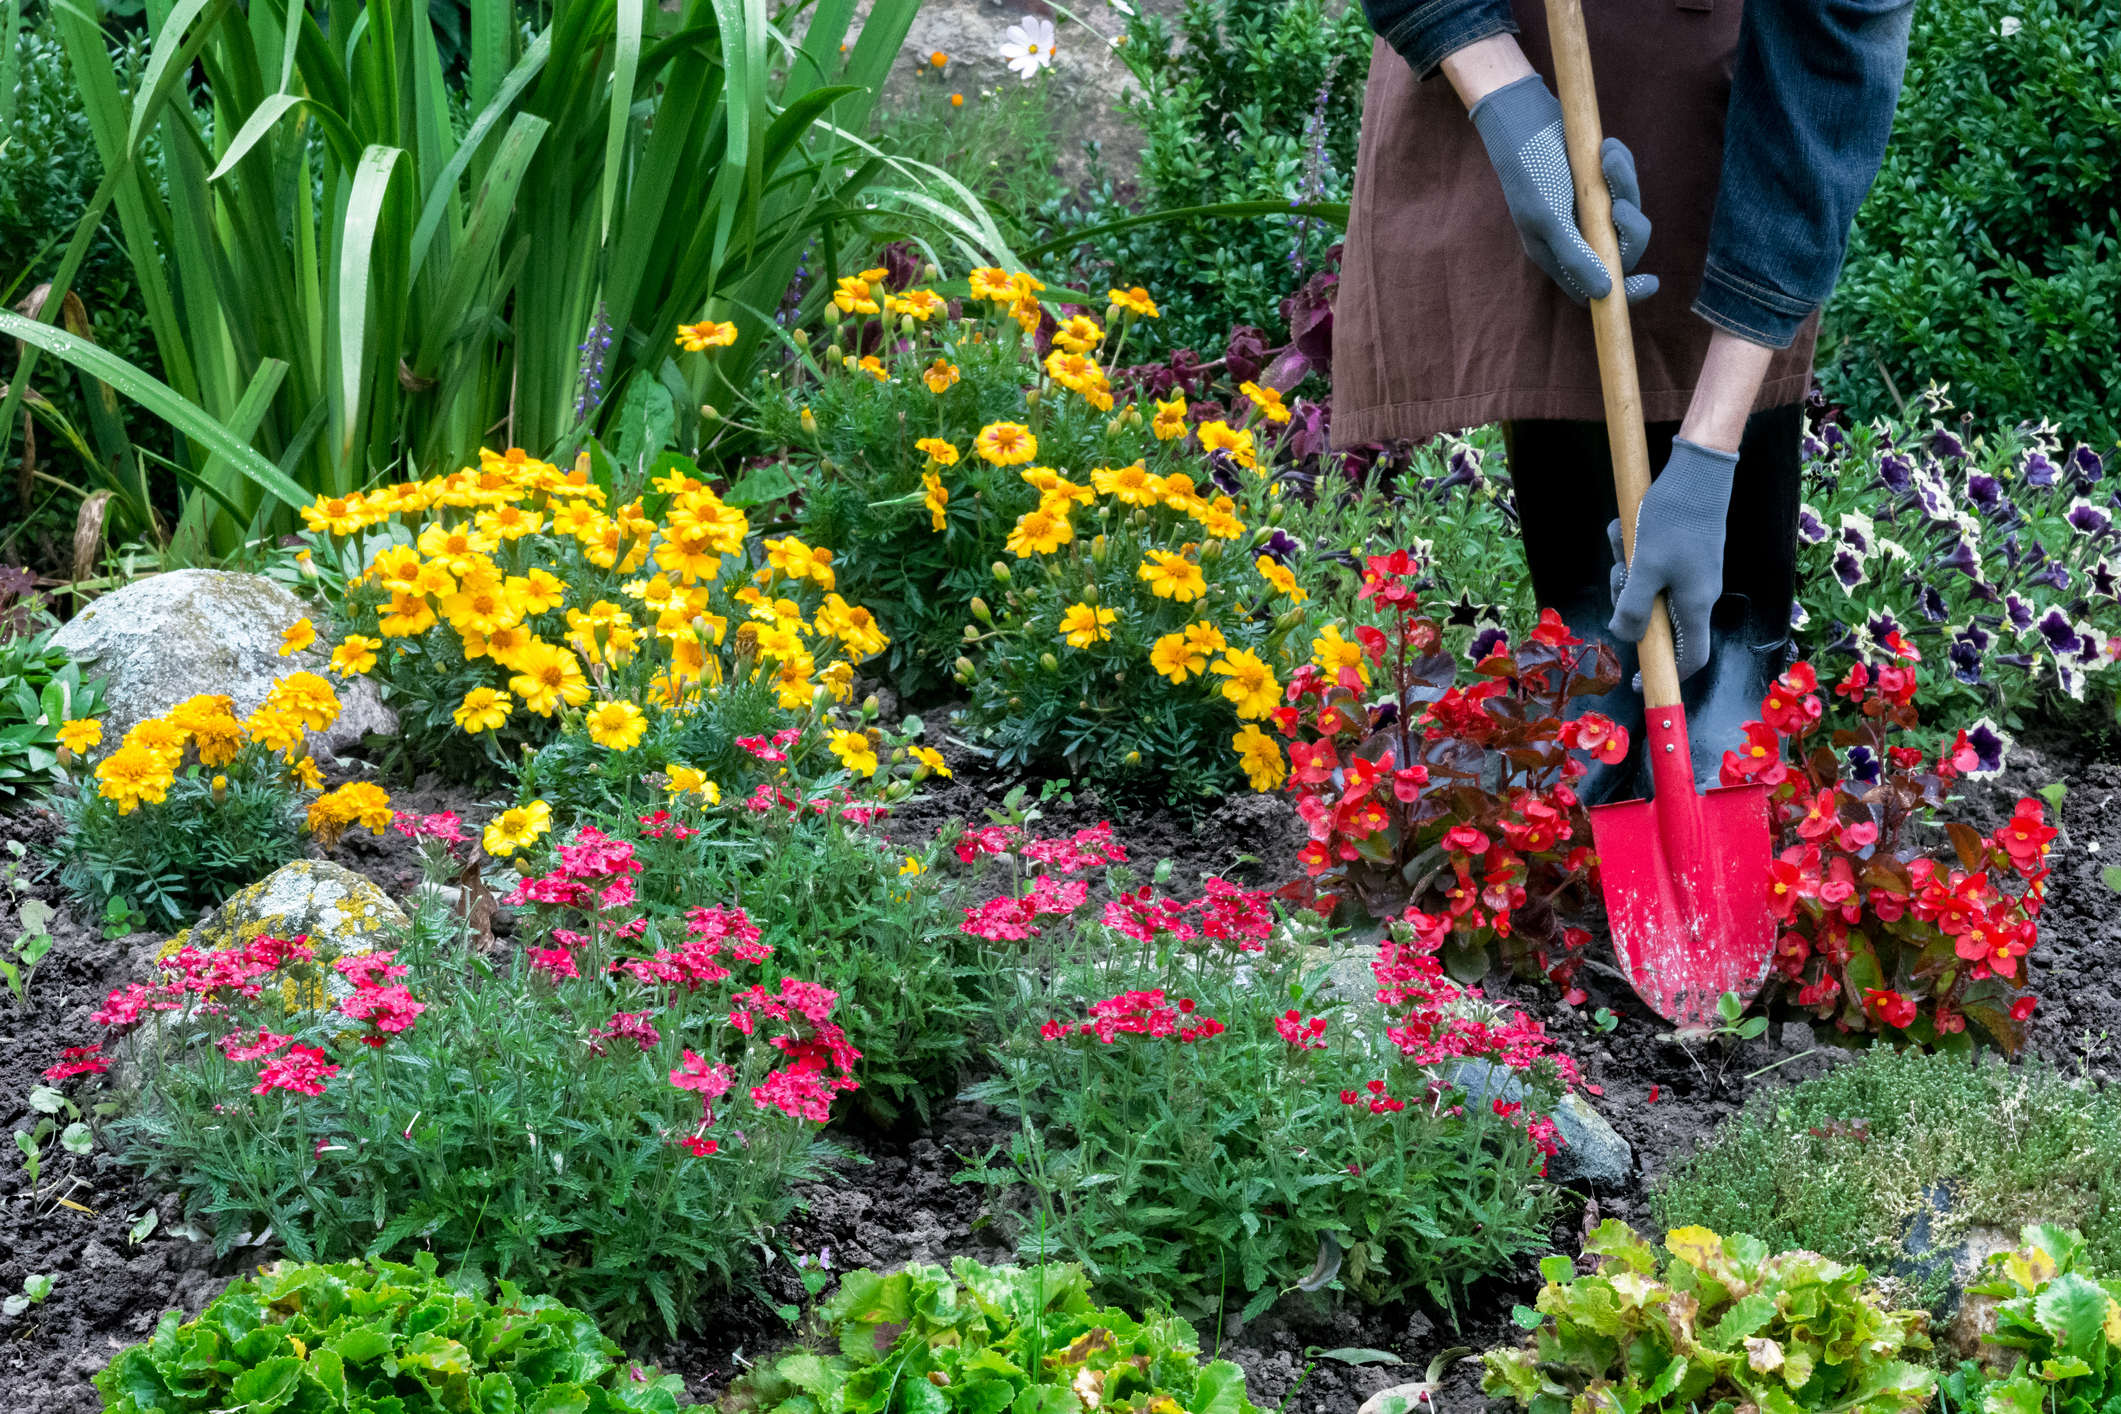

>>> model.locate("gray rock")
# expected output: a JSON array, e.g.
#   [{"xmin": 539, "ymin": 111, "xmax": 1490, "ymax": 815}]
[
  {"xmin": 1449, "ymin": 1059, "xmax": 1634, "ymax": 1190},
  {"xmin": 52, "ymin": 568, "xmax": 394, "ymax": 762},
  {"xmin": 174, "ymin": 858, "xmax": 407, "ymax": 971}
]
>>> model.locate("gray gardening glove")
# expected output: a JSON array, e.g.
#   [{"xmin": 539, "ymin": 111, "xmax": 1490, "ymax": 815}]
[
  {"xmin": 1607, "ymin": 438, "xmax": 1740, "ymax": 682},
  {"xmin": 1469, "ymin": 74, "xmax": 1658, "ymax": 306}
]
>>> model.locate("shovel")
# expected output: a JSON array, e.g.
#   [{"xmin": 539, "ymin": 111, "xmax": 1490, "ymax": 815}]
[{"xmin": 1545, "ymin": 0, "xmax": 1776, "ymax": 1034}]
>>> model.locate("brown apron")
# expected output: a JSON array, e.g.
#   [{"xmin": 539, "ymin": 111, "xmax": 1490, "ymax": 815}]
[{"xmin": 1331, "ymin": 0, "xmax": 1818, "ymax": 449}]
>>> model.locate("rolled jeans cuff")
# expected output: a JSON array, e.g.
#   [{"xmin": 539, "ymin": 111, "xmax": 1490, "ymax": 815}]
[
  {"xmin": 1379, "ymin": 0, "xmax": 1521, "ymax": 80},
  {"xmin": 1691, "ymin": 259, "xmax": 1817, "ymax": 350}
]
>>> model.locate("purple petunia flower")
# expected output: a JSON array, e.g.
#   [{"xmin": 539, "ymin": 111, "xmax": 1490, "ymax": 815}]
[
  {"xmin": 2023, "ymin": 539, "xmax": 2049, "ymax": 570},
  {"xmin": 1796, "ymin": 505, "xmax": 1830, "ymax": 544},
  {"xmin": 2094, "ymin": 559, "xmax": 2119, "ymax": 599},
  {"xmin": 2022, "ymin": 450, "xmax": 2059, "ymax": 489},
  {"xmin": 1965, "ymin": 472, "xmax": 2004, "ymax": 516},
  {"xmin": 1930, "ymin": 428, "xmax": 1966, "ymax": 461},
  {"xmin": 1948, "ymin": 637, "xmax": 1985, "ymax": 685},
  {"xmin": 2006, "ymin": 595, "xmax": 2035, "ymax": 634},
  {"xmin": 1914, "ymin": 473, "xmax": 1955, "ymax": 521},
  {"xmin": 1965, "ymin": 719, "xmax": 2011, "ymax": 778},
  {"xmin": 1866, "ymin": 611, "xmax": 1905, "ymax": 643},
  {"xmin": 1833, "ymin": 550, "xmax": 1867, "ymax": 590},
  {"xmin": 1790, "ymin": 600, "xmax": 1811, "ymax": 631},
  {"xmin": 2067, "ymin": 498, "xmax": 2113, "ymax": 537},
  {"xmin": 1994, "ymin": 652, "xmax": 2037, "ymax": 670},
  {"xmin": 1938, "ymin": 537, "xmax": 1983, "ymax": 580},
  {"xmin": 1824, "ymin": 622, "xmax": 1866, "ymax": 658},
  {"xmin": 1878, "ymin": 451, "xmax": 1913, "ymax": 493},
  {"xmin": 2035, "ymin": 607, "xmax": 2082, "ymax": 656},
  {"xmin": 1467, "ymin": 626, "xmax": 1510, "ymax": 662},
  {"xmin": 1369, "ymin": 701, "xmax": 1400, "ymax": 731},
  {"xmin": 2072, "ymin": 445, "xmax": 2105, "ymax": 489},
  {"xmin": 2027, "ymin": 562, "xmax": 2072, "ymax": 593},
  {"xmin": 1841, "ymin": 519, "xmax": 1873, "ymax": 557},
  {"xmin": 1918, "ymin": 584, "xmax": 1949, "ymax": 622},
  {"xmin": 1846, "ymin": 745, "xmax": 1881, "ymax": 784},
  {"xmin": 1825, "ymin": 422, "xmax": 1846, "ymax": 449},
  {"xmin": 1260, "ymin": 529, "xmax": 1304, "ymax": 564},
  {"xmin": 1802, "ymin": 432, "xmax": 1827, "ymax": 460}
]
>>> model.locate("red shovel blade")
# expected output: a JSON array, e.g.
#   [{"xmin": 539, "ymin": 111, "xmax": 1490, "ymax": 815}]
[{"xmin": 1588, "ymin": 705, "xmax": 1775, "ymax": 1033}]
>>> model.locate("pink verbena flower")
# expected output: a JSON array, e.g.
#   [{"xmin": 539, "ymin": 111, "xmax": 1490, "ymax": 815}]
[
  {"xmin": 217, "ymin": 1028, "xmax": 293, "ymax": 1063},
  {"xmin": 253, "ymin": 1044, "xmax": 338, "ymax": 1097},
  {"xmin": 338, "ymin": 985, "xmax": 426, "ymax": 1046},
  {"xmin": 43, "ymin": 1045, "xmax": 111, "ymax": 1081},
  {"xmin": 335, "ymin": 950, "xmax": 410, "ymax": 989}
]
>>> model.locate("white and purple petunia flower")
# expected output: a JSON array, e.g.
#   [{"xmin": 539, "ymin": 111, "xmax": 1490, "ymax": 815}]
[
  {"xmin": 1963, "ymin": 718, "xmax": 2011, "ymax": 779},
  {"xmin": 1938, "ymin": 536, "xmax": 1983, "ymax": 581},
  {"xmin": 1796, "ymin": 503, "xmax": 1830, "ymax": 544},
  {"xmin": 2066, "ymin": 497, "xmax": 2113, "ymax": 537},
  {"xmin": 2035, "ymin": 607, "xmax": 2083, "ymax": 656},
  {"xmin": 2006, "ymin": 594, "xmax": 2036, "ymax": 635}
]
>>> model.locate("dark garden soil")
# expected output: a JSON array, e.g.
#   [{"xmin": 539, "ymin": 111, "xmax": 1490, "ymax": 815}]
[{"xmin": 7, "ymin": 717, "xmax": 2121, "ymax": 1410}]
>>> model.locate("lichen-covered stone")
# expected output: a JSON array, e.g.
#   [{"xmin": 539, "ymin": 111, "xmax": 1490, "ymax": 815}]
[
  {"xmin": 163, "ymin": 858, "xmax": 406, "ymax": 982},
  {"xmin": 52, "ymin": 568, "xmax": 395, "ymax": 760}
]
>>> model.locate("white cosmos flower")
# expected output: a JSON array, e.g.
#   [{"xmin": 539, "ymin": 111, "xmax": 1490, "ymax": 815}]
[{"xmin": 1001, "ymin": 16, "xmax": 1057, "ymax": 78}]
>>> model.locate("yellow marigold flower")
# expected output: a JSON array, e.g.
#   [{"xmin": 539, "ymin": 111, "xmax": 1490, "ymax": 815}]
[
  {"xmin": 772, "ymin": 653, "xmax": 818, "ymax": 711},
  {"xmin": 675, "ymin": 319, "xmax": 739, "ymax": 352},
  {"xmin": 1051, "ymin": 315, "xmax": 1103, "ymax": 355},
  {"xmin": 818, "ymin": 659, "xmax": 853, "ymax": 703},
  {"xmin": 968, "ymin": 267, "xmax": 1015, "ymax": 302},
  {"xmin": 116, "ymin": 713, "xmax": 172, "ymax": 764},
  {"xmin": 900, "ymin": 855, "xmax": 925, "ymax": 876},
  {"xmin": 411, "ymin": 560, "xmax": 459, "ymax": 597},
  {"xmin": 1009, "ymin": 271, "xmax": 1045, "ymax": 300},
  {"xmin": 1022, "ymin": 467, "xmax": 1094, "ymax": 508},
  {"xmin": 915, "ymin": 437, "xmax": 960, "ymax": 467},
  {"xmin": 306, "ymin": 781, "xmax": 393, "ymax": 847},
  {"xmin": 1150, "ymin": 631, "xmax": 1206, "ymax": 683},
  {"xmin": 764, "ymin": 536, "xmax": 833, "ymax": 586},
  {"xmin": 832, "ymin": 274, "xmax": 881, "ymax": 315},
  {"xmin": 477, "ymin": 503, "xmax": 544, "ymax": 540},
  {"xmin": 1161, "ymin": 473, "xmax": 1202, "ymax": 510},
  {"xmin": 56, "ymin": 718, "xmax": 102, "ymax": 754},
  {"xmin": 889, "ymin": 289, "xmax": 944, "ymax": 320},
  {"xmin": 1255, "ymin": 557, "xmax": 1306, "ymax": 603},
  {"xmin": 511, "ymin": 567, "xmax": 568, "ymax": 616},
  {"xmin": 1138, "ymin": 549, "xmax": 1207, "ymax": 603},
  {"xmin": 1109, "ymin": 286, "xmax": 1159, "ymax": 318},
  {"xmin": 818, "ymin": 594, "xmax": 890, "ymax": 658},
  {"xmin": 1232, "ymin": 724, "xmax": 1287, "ymax": 792},
  {"xmin": 369, "ymin": 544, "xmax": 424, "ymax": 595},
  {"xmin": 1212, "ymin": 649, "xmax": 1280, "ymax": 719},
  {"xmin": 1239, "ymin": 381, "xmax": 1292, "ymax": 424},
  {"xmin": 267, "ymin": 672, "xmax": 342, "ymax": 732},
  {"xmin": 94, "ymin": 744, "xmax": 174, "ymax": 814},
  {"xmin": 922, "ymin": 472, "xmax": 950, "ymax": 532},
  {"xmin": 910, "ymin": 745, "xmax": 951, "ymax": 778},
  {"xmin": 167, "ymin": 695, "xmax": 245, "ymax": 767},
  {"xmin": 1006, "ymin": 505, "xmax": 1073, "ymax": 558},
  {"xmin": 1058, "ymin": 601, "xmax": 1117, "ymax": 648},
  {"xmin": 584, "ymin": 700, "xmax": 647, "ymax": 752},
  {"xmin": 666, "ymin": 764, "xmax": 720, "ymax": 803},
  {"xmin": 1151, "ymin": 394, "xmax": 1188, "ymax": 441},
  {"xmin": 1090, "ymin": 461, "xmax": 1162, "ymax": 507},
  {"xmin": 975, "ymin": 421, "xmax": 1037, "ymax": 466},
  {"xmin": 331, "ymin": 635, "xmax": 382, "ymax": 676},
  {"xmin": 300, "ymin": 493, "xmax": 371, "ymax": 536},
  {"xmin": 857, "ymin": 355, "xmax": 889, "ymax": 383},
  {"xmin": 1194, "ymin": 504, "xmax": 1246, "ymax": 541},
  {"xmin": 923, "ymin": 359, "xmax": 961, "ymax": 393},
  {"xmin": 441, "ymin": 581, "xmax": 521, "ymax": 638},
  {"xmin": 481, "ymin": 624, "xmax": 536, "ymax": 669},
  {"xmin": 509, "ymin": 642, "xmax": 591, "ymax": 717},
  {"xmin": 290, "ymin": 754, "xmax": 324, "ymax": 791},
  {"xmin": 279, "ymin": 618, "xmax": 317, "ymax": 657},
  {"xmin": 244, "ymin": 706, "xmax": 307, "ymax": 756},
  {"xmin": 550, "ymin": 500, "xmax": 601, "ymax": 541},
  {"xmin": 1196, "ymin": 419, "xmax": 1258, "ymax": 470},
  {"xmin": 454, "ymin": 687, "xmax": 513, "ymax": 733},
  {"xmin": 1311, "ymin": 623, "xmax": 1371, "ymax": 687},
  {"xmin": 1043, "ymin": 349, "xmax": 1106, "ymax": 395},
  {"xmin": 482, "ymin": 798, "xmax": 553, "ymax": 857},
  {"xmin": 830, "ymin": 728, "xmax": 880, "ymax": 777},
  {"xmin": 417, "ymin": 519, "xmax": 498, "ymax": 566},
  {"xmin": 1008, "ymin": 293, "xmax": 1042, "ymax": 334},
  {"xmin": 1184, "ymin": 621, "xmax": 1228, "ymax": 657}
]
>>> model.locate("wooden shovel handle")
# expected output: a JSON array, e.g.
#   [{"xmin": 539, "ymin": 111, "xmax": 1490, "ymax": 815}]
[{"xmin": 1544, "ymin": 0, "xmax": 1683, "ymax": 710}]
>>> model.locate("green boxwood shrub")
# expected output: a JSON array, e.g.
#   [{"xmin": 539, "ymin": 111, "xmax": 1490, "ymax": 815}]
[
  {"xmin": 1821, "ymin": 0, "xmax": 2121, "ymax": 446},
  {"xmin": 94, "ymin": 1254, "xmax": 689, "ymax": 1412}
]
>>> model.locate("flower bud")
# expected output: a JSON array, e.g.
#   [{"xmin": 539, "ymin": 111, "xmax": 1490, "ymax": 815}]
[
  {"xmin": 1112, "ymin": 671, "xmax": 1125, "ymax": 685},
  {"xmin": 1126, "ymin": 406, "xmax": 1144, "ymax": 428},
  {"xmin": 211, "ymin": 774, "xmax": 228, "ymax": 801},
  {"xmin": 1082, "ymin": 584, "xmax": 1099, "ymax": 606},
  {"xmin": 862, "ymin": 695, "xmax": 880, "ymax": 719},
  {"xmin": 1039, "ymin": 652, "xmax": 1061, "ymax": 672},
  {"xmin": 1106, "ymin": 304, "xmax": 1122, "ymax": 326},
  {"xmin": 901, "ymin": 316, "xmax": 917, "ymax": 337},
  {"xmin": 800, "ymin": 408, "xmax": 818, "ymax": 436},
  {"xmin": 700, "ymin": 404, "xmax": 719, "ymax": 421},
  {"xmin": 793, "ymin": 328, "xmax": 810, "ymax": 348},
  {"xmin": 1124, "ymin": 750, "xmax": 1142, "ymax": 766},
  {"xmin": 1274, "ymin": 607, "xmax": 1307, "ymax": 632},
  {"xmin": 1008, "ymin": 695, "xmax": 1022, "ymax": 709},
  {"xmin": 824, "ymin": 344, "xmax": 842, "ymax": 363},
  {"xmin": 1024, "ymin": 388, "xmax": 1041, "ymax": 407},
  {"xmin": 1132, "ymin": 508, "xmax": 1150, "ymax": 530},
  {"xmin": 843, "ymin": 355, "xmax": 860, "ymax": 372},
  {"xmin": 1200, "ymin": 540, "xmax": 1222, "ymax": 565},
  {"xmin": 813, "ymin": 685, "xmax": 834, "ymax": 712},
  {"xmin": 992, "ymin": 561, "xmax": 1012, "ymax": 584},
  {"xmin": 970, "ymin": 597, "xmax": 992, "ymax": 622},
  {"xmin": 1091, "ymin": 534, "xmax": 1107, "ymax": 565},
  {"xmin": 955, "ymin": 655, "xmax": 976, "ymax": 678},
  {"xmin": 515, "ymin": 855, "xmax": 536, "ymax": 877},
  {"xmin": 1106, "ymin": 418, "xmax": 1124, "ymax": 436},
  {"xmin": 963, "ymin": 624, "xmax": 981, "ymax": 641},
  {"xmin": 924, "ymin": 262, "xmax": 940, "ymax": 281},
  {"xmin": 1268, "ymin": 504, "xmax": 1285, "ymax": 526}
]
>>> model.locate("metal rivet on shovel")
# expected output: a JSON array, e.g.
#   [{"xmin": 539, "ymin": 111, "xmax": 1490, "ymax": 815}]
[{"xmin": 1552, "ymin": 0, "xmax": 1775, "ymax": 1035}]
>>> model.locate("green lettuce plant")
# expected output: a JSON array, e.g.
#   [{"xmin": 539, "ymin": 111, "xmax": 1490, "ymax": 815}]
[
  {"xmin": 1484, "ymin": 1221, "xmax": 1936, "ymax": 1414},
  {"xmin": 1958, "ymin": 1225, "xmax": 2121, "ymax": 1414},
  {"xmin": 94, "ymin": 1253, "xmax": 688, "ymax": 1413},
  {"xmin": 726, "ymin": 1258, "xmax": 1258, "ymax": 1414}
]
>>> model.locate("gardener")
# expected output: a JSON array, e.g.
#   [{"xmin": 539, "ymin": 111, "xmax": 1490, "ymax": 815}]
[{"xmin": 1337, "ymin": 0, "xmax": 1914, "ymax": 801}]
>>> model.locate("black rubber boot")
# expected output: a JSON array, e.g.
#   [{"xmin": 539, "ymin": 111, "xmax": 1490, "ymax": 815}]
[{"xmin": 1505, "ymin": 405, "xmax": 1803, "ymax": 801}]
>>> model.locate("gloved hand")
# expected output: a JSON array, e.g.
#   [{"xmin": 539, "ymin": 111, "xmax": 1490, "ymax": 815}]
[
  {"xmin": 1469, "ymin": 74, "xmax": 1658, "ymax": 306},
  {"xmin": 1607, "ymin": 438, "xmax": 1740, "ymax": 681}
]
